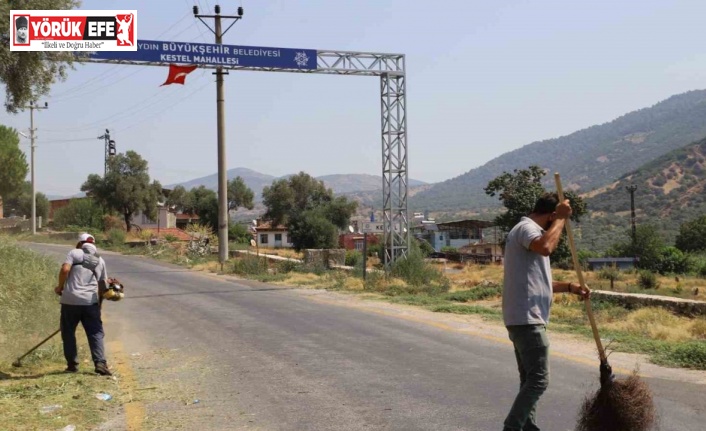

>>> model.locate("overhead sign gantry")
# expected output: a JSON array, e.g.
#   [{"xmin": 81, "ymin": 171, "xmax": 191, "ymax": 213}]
[{"xmin": 87, "ymin": 38, "xmax": 410, "ymax": 267}]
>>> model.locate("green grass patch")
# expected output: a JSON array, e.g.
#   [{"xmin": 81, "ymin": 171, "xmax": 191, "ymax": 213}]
[
  {"xmin": 0, "ymin": 235, "xmax": 121, "ymax": 430},
  {"xmin": 441, "ymin": 285, "xmax": 502, "ymax": 302},
  {"xmin": 430, "ymin": 303, "xmax": 501, "ymax": 317}
]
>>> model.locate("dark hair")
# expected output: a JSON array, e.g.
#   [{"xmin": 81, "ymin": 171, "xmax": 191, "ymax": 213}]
[{"xmin": 532, "ymin": 192, "xmax": 559, "ymax": 215}]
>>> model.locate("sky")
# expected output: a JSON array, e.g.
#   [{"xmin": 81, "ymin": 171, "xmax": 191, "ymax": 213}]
[{"xmin": 3, "ymin": 0, "xmax": 706, "ymax": 196}]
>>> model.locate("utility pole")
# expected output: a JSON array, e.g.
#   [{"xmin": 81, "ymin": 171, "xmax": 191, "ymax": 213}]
[
  {"xmin": 97, "ymin": 129, "xmax": 116, "ymax": 177},
  {"xmin": 194, "ymin": 4, "xmax": 244, "ymax": 266},
  {"xmin": 24, "ymin": 101, "xmax": 48, "ymax": 235},
  {"xmin": 626, "ymin": 184, "xmax": 638, "ymax": 263}
]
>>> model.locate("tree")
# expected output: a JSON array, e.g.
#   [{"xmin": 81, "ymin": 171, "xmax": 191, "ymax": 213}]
[
  {"xmin": 0, "ymin": 0, "xmax": 80, "ymax": 112},
  {"xmin": 485, "ymin": 166, "xmax": 586, "ymax": 233},
  {"xmin": 81, "ymin": 151, "xmax": 162, "ymax": 232},
  {"xmin": 262, "ymin": 172, "xmax": 358, "ymax": 250},
  {"xmin": 186, "ymin": 186, "xmax": 218, "ymax": 231},
  {"xmin": 675, "ymin": 215, "xmax": 706, "ymax": 253},
  {"xmin": 0, "ymin": 125, "xmax": 28, "ymax": 201},
  {"xmin": 484, "ymin": 165, "xmax": 587, "ymax": 265},
  {"xmin": 606, "ymin": 224, "xmax": 665, "ymax": 272},
  {"xmin": 228, "ymin": 176, "xmax": 254, "ymax": 211},
  {"xmin": 2, "ymin": 180, "xmax": 49, "ymax": 221},
  {"xmin": 166, "ymin": 185, "xmax": 190, "ymax": 211},
  {"xmin": 53, "ymin": 198, "xmax": 104, "ymax": 231}
]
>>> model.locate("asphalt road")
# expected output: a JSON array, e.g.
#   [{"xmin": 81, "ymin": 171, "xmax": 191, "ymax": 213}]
[{"xmin": 28, "ymin": 243, "xmax": 706, "ymax": 431}]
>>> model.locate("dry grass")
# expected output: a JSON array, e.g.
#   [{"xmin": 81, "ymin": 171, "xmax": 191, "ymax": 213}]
[
  {"xmin": 443, "ymin": 263, "xmax": 504, "ymax": 291},
  {"xmin": 605, "ymin": 307, "xmax": 692, "ymax": 342}
]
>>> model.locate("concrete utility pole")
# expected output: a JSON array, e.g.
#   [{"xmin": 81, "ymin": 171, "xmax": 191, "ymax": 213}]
[
  {"xmin": 626, "ymin": 185, "xmax": 638, "ymax": 243},
  {"xmin": 24, "ymin": 101, "xmax": 48, "ymax": 235},
  {"xmin": 626, "ymin": 184, "xmax": 638, "ymax": 264},
  {"xmin": 194, "ymin": 4, "xmax": 244, "ymax": 266}
]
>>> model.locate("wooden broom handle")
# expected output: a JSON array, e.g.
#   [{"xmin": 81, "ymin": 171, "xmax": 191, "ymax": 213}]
[{"xmin": 554, "ymin": 173, "xmax": 607, "ymax": 362}]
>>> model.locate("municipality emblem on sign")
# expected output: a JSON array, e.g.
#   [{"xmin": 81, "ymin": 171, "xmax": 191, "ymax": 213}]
[{"xmin": 294, "ymin": 51, "xmax": 310, "ymax": 67}]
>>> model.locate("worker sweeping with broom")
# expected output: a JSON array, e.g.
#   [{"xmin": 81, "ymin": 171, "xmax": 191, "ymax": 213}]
[
  {"xmin": 501, "ymin": 192, "xmax": 590, "ymax": 431},
  {"xmin": 553, "ymin": 174, "xmax": 655, "ymax": 431}
]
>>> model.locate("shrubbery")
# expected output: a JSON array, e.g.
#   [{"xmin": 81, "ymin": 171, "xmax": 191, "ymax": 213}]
[
  {"xmin": 53, "ymin": 198, "xmax": 104, "ymax": 231},
  {"xmin": 638, "ymin": 270, "xmax": 659, "ymax": 289},
  {"xmin": 345, "ymin": 250, "xmax": 362, "ymax": 267}
]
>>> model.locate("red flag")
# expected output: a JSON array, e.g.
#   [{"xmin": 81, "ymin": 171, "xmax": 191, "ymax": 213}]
[{"xmin": 161, "ymin": 64, "xmax": 198, "ymax": 86}]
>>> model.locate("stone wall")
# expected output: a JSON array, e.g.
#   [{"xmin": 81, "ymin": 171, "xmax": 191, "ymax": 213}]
[
  {"xmin": 303, "ymin": 249, "xmax": 346, "ymax": 268},
  {"xmin": 592, "ymin": 290, "xmax": 706, "ymax": 317}
]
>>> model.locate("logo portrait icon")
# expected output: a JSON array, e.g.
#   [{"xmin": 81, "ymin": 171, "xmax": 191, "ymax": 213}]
[{"xmin": 14, "ymin": 15, "xmax": 30, "ymax": 45}]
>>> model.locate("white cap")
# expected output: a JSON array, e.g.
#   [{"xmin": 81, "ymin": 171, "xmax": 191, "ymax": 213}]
[{"xmin": 78, "ymin": 232, "xmax": 95, "ymax": 243}]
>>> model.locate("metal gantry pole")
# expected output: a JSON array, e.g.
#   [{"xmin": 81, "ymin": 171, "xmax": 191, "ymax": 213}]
[
  {"xmin": 24, "ymin": 101, "xmax": 48, "ymax": 235},
  {"xmin": 195, "ymin": 4, "xmax": 243, "ymax": 267},
  {"xmin": 380, "ymin": 70, "xmax": 409, "ymax": 269}
]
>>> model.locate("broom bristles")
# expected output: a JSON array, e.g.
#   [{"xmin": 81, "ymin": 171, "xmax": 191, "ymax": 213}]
[{"xmin": 577, "ymin": 372, "xmax": 656, "ymax": 431}]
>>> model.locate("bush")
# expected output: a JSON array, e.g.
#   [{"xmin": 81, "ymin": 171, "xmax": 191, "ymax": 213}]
[
  {"xmin": 658, "ymin": 247, "xmax": 692, "ymax": 274},
  {"xmin": 231, "ymin": 254, "xmax": 268, "ymax": 276},
  {"xmin": 367, "ymin": 243, "xmax": 381, "ymax": 258},
  {"xmin": 277, "ymin": 260, "xmax": 301, "ymax": 273},
  {"xmin": 598, "ymin": 264, "xmax": 621, "ymax": 289},
  {"xmin": 103, "ymin": 214, "xmax": 126, "ymax": 232},
  {"xmin": 390, "ymin": 242, "xmax": 450, "ymax": 292},
  {"xmin": 105, "ymin": 228, "xmax": 126, "ymax": 246},
  {"xmin": 638, "ymin": 270, "xmax": 659, "ymax": 289},
  {"xmin": 417, "ymin": 239, "xmax": 435, "ymax": 257},
  {"xmin": 345, "ymin": 250, "xmax": 362, "ymax": 267},
  {"xmin": 163, "ymin": 234, "xmax": 178, "ymax": 243},
  {"xmin": 228, "ymin": 223, "xmax": 251, "ymax": 244},
  {"xmin": 441, "ymin": 246, "xmax": 459, "ymax": 255},
  {"xmin": 53, "ymin": 198, "xmax": 104, "ymax": 231}
]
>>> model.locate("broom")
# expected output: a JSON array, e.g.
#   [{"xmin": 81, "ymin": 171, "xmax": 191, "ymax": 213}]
[{"xmin": 554, "ymin": 173, "xmax": 656, "ymax": 431}]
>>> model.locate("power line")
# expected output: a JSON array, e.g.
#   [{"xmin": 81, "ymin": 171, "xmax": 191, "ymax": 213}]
[
  {"xmin": 47, "ymin": 12, "xmax": 192, "ymax": 102},
  {"xmin": 115, "ymin": 78, "xmax": 210, "ymax": 133}
]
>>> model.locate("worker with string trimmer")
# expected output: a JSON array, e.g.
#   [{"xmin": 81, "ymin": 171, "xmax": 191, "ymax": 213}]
[
  {"xmin": 54, "ymin": 232, "xmax": 121, "ymax": 376},
  {"xmin": 501, "ymin": 193, "xmax": 590, "ymax": 431}
]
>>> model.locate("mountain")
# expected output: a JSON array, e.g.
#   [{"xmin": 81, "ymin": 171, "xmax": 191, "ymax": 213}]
[
  {"xmin": 577, "ymin": 136, "xmax": 706, "ymax": 251},
  {"xmin": 411, "ymin": 89, "xmax": 706, "ymax": 213},
  {"xmin": 170, "ymin": 169, "xmax": 427, "ymax": 200},
  {"xmin": 317, "ymin": 174, "xmax": 426, "ymax": 194},
  {"xmin": 170, "ymin": 167, "xmax": 276, "ymax": 198}
]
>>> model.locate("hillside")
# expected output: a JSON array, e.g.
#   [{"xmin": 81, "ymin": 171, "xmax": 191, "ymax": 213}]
[
  {"xmin": 169, "ymin": 169, "xmax": 427, "ymax": 201},
  {"xmin": 411, "ymin": 89, "xmax": 706, "ymax": 213},
  {"xmin": 578, "ymin": 136, "xmax": 706, "ymax": 251}
]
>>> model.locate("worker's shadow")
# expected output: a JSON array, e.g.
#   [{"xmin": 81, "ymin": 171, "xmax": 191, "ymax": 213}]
[{"xmin": 0, "ymin": 369, "xmax": 73, "ymax": 381}]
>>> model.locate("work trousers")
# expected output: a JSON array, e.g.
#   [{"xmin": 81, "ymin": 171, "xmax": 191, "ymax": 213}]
[
  {"xmin": 60, "ymin": 303, "xmax": 106, "ymax": 367},
  {"xmin": 503, "ymin": 324, "xmax": 550, "ymax": 431}
]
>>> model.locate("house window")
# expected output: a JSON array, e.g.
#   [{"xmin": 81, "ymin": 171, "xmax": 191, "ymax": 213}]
[
  {"xmin": 260, "ymin": 234, "xmax": 268, "ymax": 244},
  {"xmin": 355, "ymin": 240, "xmax": 364, "ymax": 251},
  {"xmin": 275, "ymin": 233, "xmax": 282, "ymax": 241}
]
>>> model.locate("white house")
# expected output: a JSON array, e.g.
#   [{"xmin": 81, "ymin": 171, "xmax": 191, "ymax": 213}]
[
  {"xmin": 131, "ymin": 206, "xmax": 177, "ymax": 231},
  {"xmin": 254, "ymin": 221, "xmax": 294, "ymax": 248}
]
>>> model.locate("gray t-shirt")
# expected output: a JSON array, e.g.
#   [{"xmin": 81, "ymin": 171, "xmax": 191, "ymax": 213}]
[
  {"xmin": 502, "ymin": 217, "xmax": 553, "ymax": 326},
  {"xmin": 61, "ymin": 249, "xmax": 108, "ymax": 306}
]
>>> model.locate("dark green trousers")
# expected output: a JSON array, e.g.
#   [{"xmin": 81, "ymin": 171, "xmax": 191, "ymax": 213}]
[{"xmin": 503, "ymin": 324, "xmax": 550, "ymax": 431}]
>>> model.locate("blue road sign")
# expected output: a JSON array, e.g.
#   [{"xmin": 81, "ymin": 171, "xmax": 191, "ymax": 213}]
[{"xmin": 90, "ymin": 39, "xmax": 317, "ymax": 70}]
